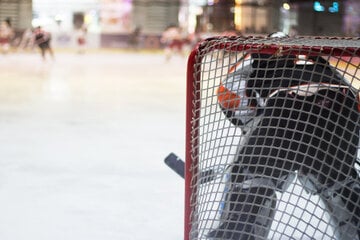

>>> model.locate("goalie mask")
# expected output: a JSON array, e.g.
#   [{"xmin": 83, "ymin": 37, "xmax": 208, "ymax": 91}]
[{"xmin": 217, "ymin": 53, "xmax": 257, "ymax": 128}]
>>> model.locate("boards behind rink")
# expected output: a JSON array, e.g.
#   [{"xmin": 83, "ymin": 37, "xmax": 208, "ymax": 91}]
[{"xmin": 182, "ymin": 36, "xmax": 360, "ymax": 240}]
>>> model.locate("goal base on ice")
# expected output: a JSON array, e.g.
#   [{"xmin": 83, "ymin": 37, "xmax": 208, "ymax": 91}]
[{"xmin": 185, "ymin": 36, "xmax": 360, "ymax": 240}]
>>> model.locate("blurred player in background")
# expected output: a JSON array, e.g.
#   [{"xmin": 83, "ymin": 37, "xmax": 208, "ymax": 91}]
[
  {"xmin": 33, "ymin": 26, "xmax": 54, "ymax": 61},
  {"xmin": 161, "ymin": 25, "xmax": 186, "ymax": 61},
  {"xmin": 76, "ymin": 24, "xmax": 87, "ymax": 54},
  {"xmin": 0, "ymin": 20, "xmax": 14, "ymax": 54},
  {"xmin": 18, "ymin": 28, "xmax": 35, "ymax": 51},
  {"xmin": 128, "ymin": 26, "xmax": 141, "ymax": 50}
]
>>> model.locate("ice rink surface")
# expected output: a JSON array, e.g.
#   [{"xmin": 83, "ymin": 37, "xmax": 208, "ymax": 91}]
[{"xmin": 0, "ymin": 51, "xmax": 186, "ymax": 240}]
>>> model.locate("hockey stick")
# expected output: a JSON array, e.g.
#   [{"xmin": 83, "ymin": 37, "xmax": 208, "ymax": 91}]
[{"xmin": 164, "ymin": 152, "xmax": 217, "ymax": 184}]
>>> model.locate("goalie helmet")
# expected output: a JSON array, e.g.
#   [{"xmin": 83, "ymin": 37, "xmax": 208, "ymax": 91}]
[{"xmin": 217, "ymin": 52, "xmax": 358, "ymax": 131}]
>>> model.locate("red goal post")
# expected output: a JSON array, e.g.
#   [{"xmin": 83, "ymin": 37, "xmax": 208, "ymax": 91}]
[{"xmin": 185, "ymin": 36, "xmax": 360, "ymax": 240}]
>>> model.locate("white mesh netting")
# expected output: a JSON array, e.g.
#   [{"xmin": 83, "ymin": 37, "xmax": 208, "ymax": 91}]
[{"xmin": 186, "ymin": 36, "xmax": 360, "ymax": 240}]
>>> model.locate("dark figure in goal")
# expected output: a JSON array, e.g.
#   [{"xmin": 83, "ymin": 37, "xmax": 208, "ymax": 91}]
[{"xmin": 209, "ymin": 52, "xmax": 360, "ymax": 239}]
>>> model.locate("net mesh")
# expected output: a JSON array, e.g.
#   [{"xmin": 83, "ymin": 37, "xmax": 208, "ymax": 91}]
[{"xmin": 186, "ymin": 36, "xmax": 360, "ymax": 240}]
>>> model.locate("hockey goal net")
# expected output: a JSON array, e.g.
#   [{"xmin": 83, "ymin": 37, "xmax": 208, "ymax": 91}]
[{"xmin": 185, "ymin": 36, "xmax": 360, "ymax": 240}]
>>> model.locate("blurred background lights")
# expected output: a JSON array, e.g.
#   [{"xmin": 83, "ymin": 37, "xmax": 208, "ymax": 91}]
[
  {"xmin": 314, "ymin": 1, "xmax": 325, "ymax": 12},
  {"xmin": 329, "ymin": 2, "xmax": 339, "ymax": 13},
  {"xmin": 283, "ymin": 3, "xmax": 290, "ymax": 10}
]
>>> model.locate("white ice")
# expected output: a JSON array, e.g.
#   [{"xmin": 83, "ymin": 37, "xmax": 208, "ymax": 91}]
[{"xmin": 0, "ymin": 51, "xmax": 186, "ymax": 240}]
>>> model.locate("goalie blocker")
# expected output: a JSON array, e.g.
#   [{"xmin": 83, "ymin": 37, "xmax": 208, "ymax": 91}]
[{"xmin": 207, "ymin": 48, "xmax": 360, "ymax": 240}]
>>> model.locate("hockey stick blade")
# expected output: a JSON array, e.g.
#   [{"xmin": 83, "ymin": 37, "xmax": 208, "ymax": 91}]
[
  {"xmin": 164, "ymin": 152, "xmax": 215, "ymax": 183},
  {"xmin": 164, "ymin": 152, "xmax": 185, "ymax": 178}
]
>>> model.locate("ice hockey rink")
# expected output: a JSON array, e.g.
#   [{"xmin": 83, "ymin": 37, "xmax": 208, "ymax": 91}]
[{"xmin": 0, "ymin": 50, "xmax": 186, "ymax": 240}]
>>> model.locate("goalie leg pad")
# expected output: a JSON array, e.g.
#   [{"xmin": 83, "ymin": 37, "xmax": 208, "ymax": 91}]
[
  {"xmin": 208, "ymin": 180, "xmax": 277, "ymax": 240},
  {"xmin": 322, "ymin": 179, "xmax": 360, "ymax": 240},
  {"xmin": 299, "ymin": 174, "xmax": 360, "ymax": 240}
]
